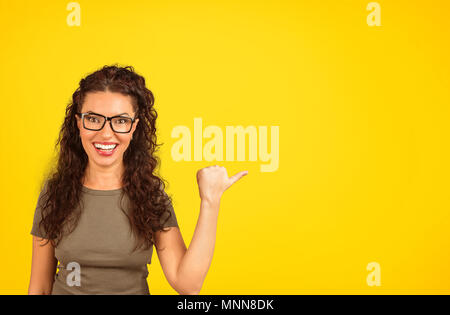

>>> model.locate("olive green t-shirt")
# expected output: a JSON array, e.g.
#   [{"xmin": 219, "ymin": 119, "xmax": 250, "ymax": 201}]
[{"xmin": 30, "ymin": 185, "xmax": 179, "ymax": 295}]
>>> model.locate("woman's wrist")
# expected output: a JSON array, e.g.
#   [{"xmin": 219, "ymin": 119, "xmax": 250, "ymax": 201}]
[{"xmin": 200, "ymin": 196, "xmax": 221, "ymax": 208}]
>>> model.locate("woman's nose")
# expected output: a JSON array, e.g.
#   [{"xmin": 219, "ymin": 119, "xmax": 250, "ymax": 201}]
[{"xmin": 100, "ymin": 120, "xmax": 114, "ymax": 137}]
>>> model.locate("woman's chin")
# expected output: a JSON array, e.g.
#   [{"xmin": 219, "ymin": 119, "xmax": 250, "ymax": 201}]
[{"xmin": 90, "ymin": 155, "xmax": 120, "ymax": 168}]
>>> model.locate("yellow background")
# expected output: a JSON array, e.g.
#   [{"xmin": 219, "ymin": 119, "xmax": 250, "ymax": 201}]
[{"xmin": 0, "ymin": 0, "xmax": 449, "ymax": 294}]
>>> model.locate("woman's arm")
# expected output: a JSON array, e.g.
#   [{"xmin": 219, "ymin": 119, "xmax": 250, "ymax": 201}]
[
  {"xmin": 155, "ymin": 201, "xmax": 219, "ymax": 295},
  {"xmin": 175, "ymin": 199, "xmax": 220, "ymax": 294},
  {"xmin": 28, "ymin": 236, "xmax": 57, "ymax": 295},
  {"xmin": 155, "ymin": 166, "xmax": 247, "ymax": 295}
]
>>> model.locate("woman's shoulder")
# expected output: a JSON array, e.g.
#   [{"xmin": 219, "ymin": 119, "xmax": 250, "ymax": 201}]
[
  {"xmin": 36, "ymin": 180, "xmax": 50, "ymax": 206},
  {"xmin": 31, "ymin": 181, "xmax": 51, "ymax": 238}
]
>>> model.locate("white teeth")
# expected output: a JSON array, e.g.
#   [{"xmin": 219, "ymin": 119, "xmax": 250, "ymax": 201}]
[{"xmin": 94, "ymin": 143, "xmax": 117, "ymax": 150}]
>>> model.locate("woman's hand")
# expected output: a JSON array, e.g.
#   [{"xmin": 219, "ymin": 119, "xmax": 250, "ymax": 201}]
[{"xmin": 197, "ymin": 165, "xmax": 248, "ymax": 204}]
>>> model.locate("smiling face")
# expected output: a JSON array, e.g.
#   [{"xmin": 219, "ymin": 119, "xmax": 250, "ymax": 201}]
[{"xmin": 76, "ymin": 90, "xmax": 139, "ymax": 170}]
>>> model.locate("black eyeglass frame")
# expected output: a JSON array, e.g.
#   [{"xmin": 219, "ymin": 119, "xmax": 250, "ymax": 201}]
[{"xmin": 76, "ymin": 112, "xmax": 137, "ymax": 134}]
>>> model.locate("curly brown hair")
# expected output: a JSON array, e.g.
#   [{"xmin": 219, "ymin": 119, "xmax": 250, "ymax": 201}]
[{"xmin": 38, "ymin": 64, "xmax": 174, "ymax": 251}]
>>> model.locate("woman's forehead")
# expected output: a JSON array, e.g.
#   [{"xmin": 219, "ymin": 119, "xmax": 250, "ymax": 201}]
[{"xmin": 81, "ymin": 91, "xmax": 135, "ymax": 115}]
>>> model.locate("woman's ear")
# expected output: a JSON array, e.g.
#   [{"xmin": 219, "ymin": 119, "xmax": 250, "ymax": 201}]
[{"xmin": 131, "ymin": 118, "xmax": 139, "ymax": 135}]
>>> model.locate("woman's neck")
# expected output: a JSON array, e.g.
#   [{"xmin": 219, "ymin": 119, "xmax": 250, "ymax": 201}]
[{"xmin": 82, "ymin": 162, "xmax": 124, "ymax": 190}]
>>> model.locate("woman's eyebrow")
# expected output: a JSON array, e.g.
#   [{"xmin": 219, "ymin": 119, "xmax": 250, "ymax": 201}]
[{"xmin": 85, "ymin": 111, "xmax": 131, "ymax": 117}]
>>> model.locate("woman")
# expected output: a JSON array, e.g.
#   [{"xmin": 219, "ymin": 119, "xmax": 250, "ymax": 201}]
[{"xmin": 28, "ymin": 65, "xmax": 248, "ymax": 295}]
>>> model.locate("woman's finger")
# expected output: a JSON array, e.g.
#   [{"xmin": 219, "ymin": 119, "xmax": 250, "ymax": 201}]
[{"xmin": 227, "ymin": 171, "xmax": 249, "ymax": 188}]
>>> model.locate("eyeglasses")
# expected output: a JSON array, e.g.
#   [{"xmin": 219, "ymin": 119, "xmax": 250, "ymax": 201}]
[{"xmin": 76, "ymin": 112, "xmax": 137, "ymax": 133}]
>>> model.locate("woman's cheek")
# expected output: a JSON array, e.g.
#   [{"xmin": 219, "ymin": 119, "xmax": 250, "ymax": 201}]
[{"xmin": 118, "ymin": 138, "xmax": 131, "ymax": 153}]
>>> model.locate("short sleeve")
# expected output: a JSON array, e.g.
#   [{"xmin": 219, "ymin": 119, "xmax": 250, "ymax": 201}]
[
  {"xmin": 160, "ymin": 192, "xmax": 179, "ymax": 229},
  {"xmin": 30, "ymin": 184, "xmax": 49, "ymax": 239}
]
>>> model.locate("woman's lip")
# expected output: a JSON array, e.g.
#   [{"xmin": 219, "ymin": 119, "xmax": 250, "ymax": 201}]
[
  {"xmin": 93, "ymin": 142, "xmax": 119, "ymax": 145},
  {"xmin": 92, "ymin": 143, "xmax": 119, "ymax": 156}
]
